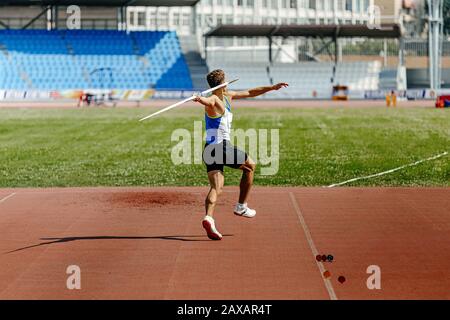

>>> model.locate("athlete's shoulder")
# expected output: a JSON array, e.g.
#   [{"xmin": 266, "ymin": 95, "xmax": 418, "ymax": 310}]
[
  {"xmin": 224, "ymin": 91, "xmax": 234, "ymax": 100},
  {"xmin": 223, "ymin": 93, "xmax": 233, "ymax": 106}
]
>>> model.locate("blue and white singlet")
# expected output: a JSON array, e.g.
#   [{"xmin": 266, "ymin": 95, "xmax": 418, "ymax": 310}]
[{"xmin": 205, "ymin": 95, "xmax": 233, "ymax": 145}]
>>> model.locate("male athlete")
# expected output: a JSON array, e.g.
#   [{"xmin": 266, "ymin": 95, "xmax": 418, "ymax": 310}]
[{"xmin": 193, "ymin": 69, "xmax": 288, "ymax": 240}]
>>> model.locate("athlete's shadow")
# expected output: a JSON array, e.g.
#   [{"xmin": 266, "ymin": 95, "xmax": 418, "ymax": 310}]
[{"xmin": 6, "ymin": 234, "xmax": 233, "ymax": 254}]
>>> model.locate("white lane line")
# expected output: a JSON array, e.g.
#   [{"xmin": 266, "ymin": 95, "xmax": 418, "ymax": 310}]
[
  {"xmin": 327, "ymin": 151, "xmax": 448, "ymax": 188},
  {"xmin": 0, "ymin": 192, "xmax": 16, "ymax": 204},
  {"xmin": 288, "ymin": 192, "xmax": 338, "ymax": 300}
]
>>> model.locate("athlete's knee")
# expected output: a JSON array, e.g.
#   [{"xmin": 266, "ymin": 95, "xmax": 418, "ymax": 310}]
[
  {"xmin": 215, "ymin": 186, "xmax": 223, "ymax": 196},
  {"xmin": 242, "ymin": 158, "xmax": 256, "ymax": 172}
]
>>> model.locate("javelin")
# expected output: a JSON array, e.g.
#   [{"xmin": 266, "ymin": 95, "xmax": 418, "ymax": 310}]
[{"xmin": 139, "ymin": 79, "xmax": 239, "ymax": 122}]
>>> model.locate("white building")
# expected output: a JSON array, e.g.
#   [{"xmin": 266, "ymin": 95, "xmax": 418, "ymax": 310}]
[
  {"xmin": 128, "ymin": 0, "xmax": 375, "ymax": 35},
  {"xmin": 128, "ymin": 0, "xmax": 375, "ymax": 62}
]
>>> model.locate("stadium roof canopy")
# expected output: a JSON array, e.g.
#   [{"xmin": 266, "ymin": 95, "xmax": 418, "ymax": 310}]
[
  {"xmin": 204, "ymin": 23, "xmax": 404, "ymax": 64},
  {"xmin": 0, "ymin": 0, "xmax": 199, "ymax": 6},
  {"xmin": 205, "ymin": 23, "xmax": 402, "ymax": 39}
]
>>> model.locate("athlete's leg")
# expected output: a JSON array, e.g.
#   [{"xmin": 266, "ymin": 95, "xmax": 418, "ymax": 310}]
[
  {"xmin": 223, "ymin": 142, "xmax": 256, "ymax": 217},
  {"xmin": 203, "ymin": 170, "xmax": 224, "ymax": 240},
  {"xmin": 205, "ymin": 170, "xmax": 224, "ymax": 217},
  {"xmin": 238, "ymin": 157, "xmax": 256, "ymax": 204}
]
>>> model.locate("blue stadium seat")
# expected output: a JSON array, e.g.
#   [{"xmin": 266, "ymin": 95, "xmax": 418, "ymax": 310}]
[{"xmin": 0, "ymin": 29, "xmax": 193, "ymax": 90}]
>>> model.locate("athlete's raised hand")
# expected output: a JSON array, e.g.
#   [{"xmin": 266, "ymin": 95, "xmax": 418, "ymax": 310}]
[
  {"xmin": 272, "ymin": 83, "xmax": 289, "ymax": 90},
  {"xmin": 193, "ymin": 94, "xmax": 202, "ymax": 103}
]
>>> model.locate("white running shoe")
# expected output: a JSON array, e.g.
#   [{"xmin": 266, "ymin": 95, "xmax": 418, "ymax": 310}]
[
  {"xmin": 202, "ymin": 215, "xmax": 223, "ymax": 240},
  {"xmin": 233, "ymin": 203, "xmax": 256, "ymax": 218}
]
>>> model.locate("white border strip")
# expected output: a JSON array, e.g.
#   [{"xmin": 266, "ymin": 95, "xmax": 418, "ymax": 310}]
[
  {"xmin": 0, "ymin": 192, "xmax": 16, "ymax": 203},
  {"xmin": 327, "ymin": 151, "xmax": 448, "ymax": 188},
  {"xmin": 289, "ymin": 192, "xmax": 338, "ymax": 300}
]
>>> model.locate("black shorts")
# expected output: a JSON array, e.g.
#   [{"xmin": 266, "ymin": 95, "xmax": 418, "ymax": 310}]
[{"xmin": 203, "ymin": 140, "xmax": 248, "ymax": 173}]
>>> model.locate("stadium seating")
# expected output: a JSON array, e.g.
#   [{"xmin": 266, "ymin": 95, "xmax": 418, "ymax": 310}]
[
  {"xmin": 270, "ymin": 62, "xmax": 335, "ymax": 99},
  {"xmin": 207, "ymin": 60, "xmax": 381, "ymax": 98},
  {"xmin": 334, "ymin": 61, "xmax": 381, "ymax": 91},
  {"xmin": 207, "ymin": 61, "xmax": 271, "ymax": 89},
  {"xmin": 0, "ymin": 29, "xmax": 193, "ymax": 90}
]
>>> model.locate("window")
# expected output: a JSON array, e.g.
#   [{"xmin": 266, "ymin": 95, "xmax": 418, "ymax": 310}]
[
  {"xmin": 355, "ymin": 0, "xmax": 360, "ymax": 12},
  {"xmin": 364, "ymin": 0, "xmax": 370, "ymax": 12},
  {"xmin": 290, "ymin": 0, "xmax": 297, "ymax": 8},
  {"xmin": 182, "ymin": 13, "xmax": 190, "ymax": 26},
  {"xmin": 205, "ymin": 14, "xmax": 213, "ymax": 26},
  {"xmin": 157, "ymin": 12, "xmax": 168, "ymax": 27},
  {"xmin": 237, "ymin": 0, "xmax": 243, "ymax": 6},
  {"xmin": 137, "ymin": 11, "xmax": 146, "ymax": 26},
  {"xmin": 173, "ymin": 12, "xmax": 180, "ymax": 25},
  {"xmin": 345, "ymin": 0, "xmax": 352, "ymax": 11},
  {"xmin": 309, "ymin": 0, "xmax": 316, "ymax": 10},
  {"xmin": 317, "ymin": 0, "xmax": 323, "ymax": 10},
  {"xmin": 149, "ymin": 11, "xmax": 157, "ymax": 27},
  {"xmin": 130, "ymin": 11, "xmax": 136, "ymax": 25}
]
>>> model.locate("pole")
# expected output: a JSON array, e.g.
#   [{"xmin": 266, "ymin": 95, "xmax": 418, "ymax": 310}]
[
  {"xmin": 268, "ymin": 36, "xmax": 272, "ymax": 64},
  {"xmin": 427, "ymin": 0, "xmax": 443, "ymax": 90}
]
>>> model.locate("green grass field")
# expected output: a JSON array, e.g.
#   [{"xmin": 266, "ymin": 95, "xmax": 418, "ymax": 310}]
[{"xmin": 0, "ymin": 105, "xmax": 449, "ymax": 187}]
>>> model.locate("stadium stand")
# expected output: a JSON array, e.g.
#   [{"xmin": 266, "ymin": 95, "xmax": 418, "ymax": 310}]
[
  {"xmin": 178, "ymin": 35, "xmax": 210, "ymax": 89},
  {"xmin": 270, "ymin": 62, "xmax": 334, "ymax": 99},
  {"xmin": 0, "ymin": 28, "xmax": 383, "ymax": 95},
  {"xmin": 0, "ymin": 29, "xmax": 193, "ymax": 90},
  {"xmin": 208, "ymin": 61, "xmax": 271, "ymax": 89},
  {"xmin": 379, "ymin": 68, "xmax": 399, "ymax": 90},
  {"xmin": 207, "ymin": 59, "xmax": 381, "ymax": 99},
  {"xmin": 334, "ymin": 61, "xmax": 381, "ymax": 91}
]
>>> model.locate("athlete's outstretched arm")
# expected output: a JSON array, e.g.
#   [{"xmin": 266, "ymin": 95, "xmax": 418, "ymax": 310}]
[{"xmin": 227, "ymin": 83, "xmax": 289, "ymax": 99}]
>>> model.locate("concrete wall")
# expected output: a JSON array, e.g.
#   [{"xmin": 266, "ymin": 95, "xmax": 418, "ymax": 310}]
[
  {"xmin": 407, "ymin": 68, "xmax": 450, "ymax": 88},
  {"xmin": 0, "ymin": 6, "xmax": 47, "ymax": 29},
  {"xmin": 374, "ymin": 0, "xmax": 402, "ymax": 18},
  {"xmin": 317, "ymin": 55, "xmax": 450, "ymax": 69},
  {"xmin": 57, "ymin": 6, "xmax": 118, "ymax": 30},
  {"xmin": 0, "ymin": 6, "xmax": 118, "ymax": 30}
]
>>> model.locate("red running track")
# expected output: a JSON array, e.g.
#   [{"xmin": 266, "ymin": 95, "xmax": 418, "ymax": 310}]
[{"xmin": 0, "ymin": 187, "xmax": 449, "ymax": 300}]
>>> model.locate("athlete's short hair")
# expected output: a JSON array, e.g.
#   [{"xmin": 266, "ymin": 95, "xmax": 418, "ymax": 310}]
[{"xmin": 206, "ymin": 69, "xmax": 225, "ymax": 88}]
